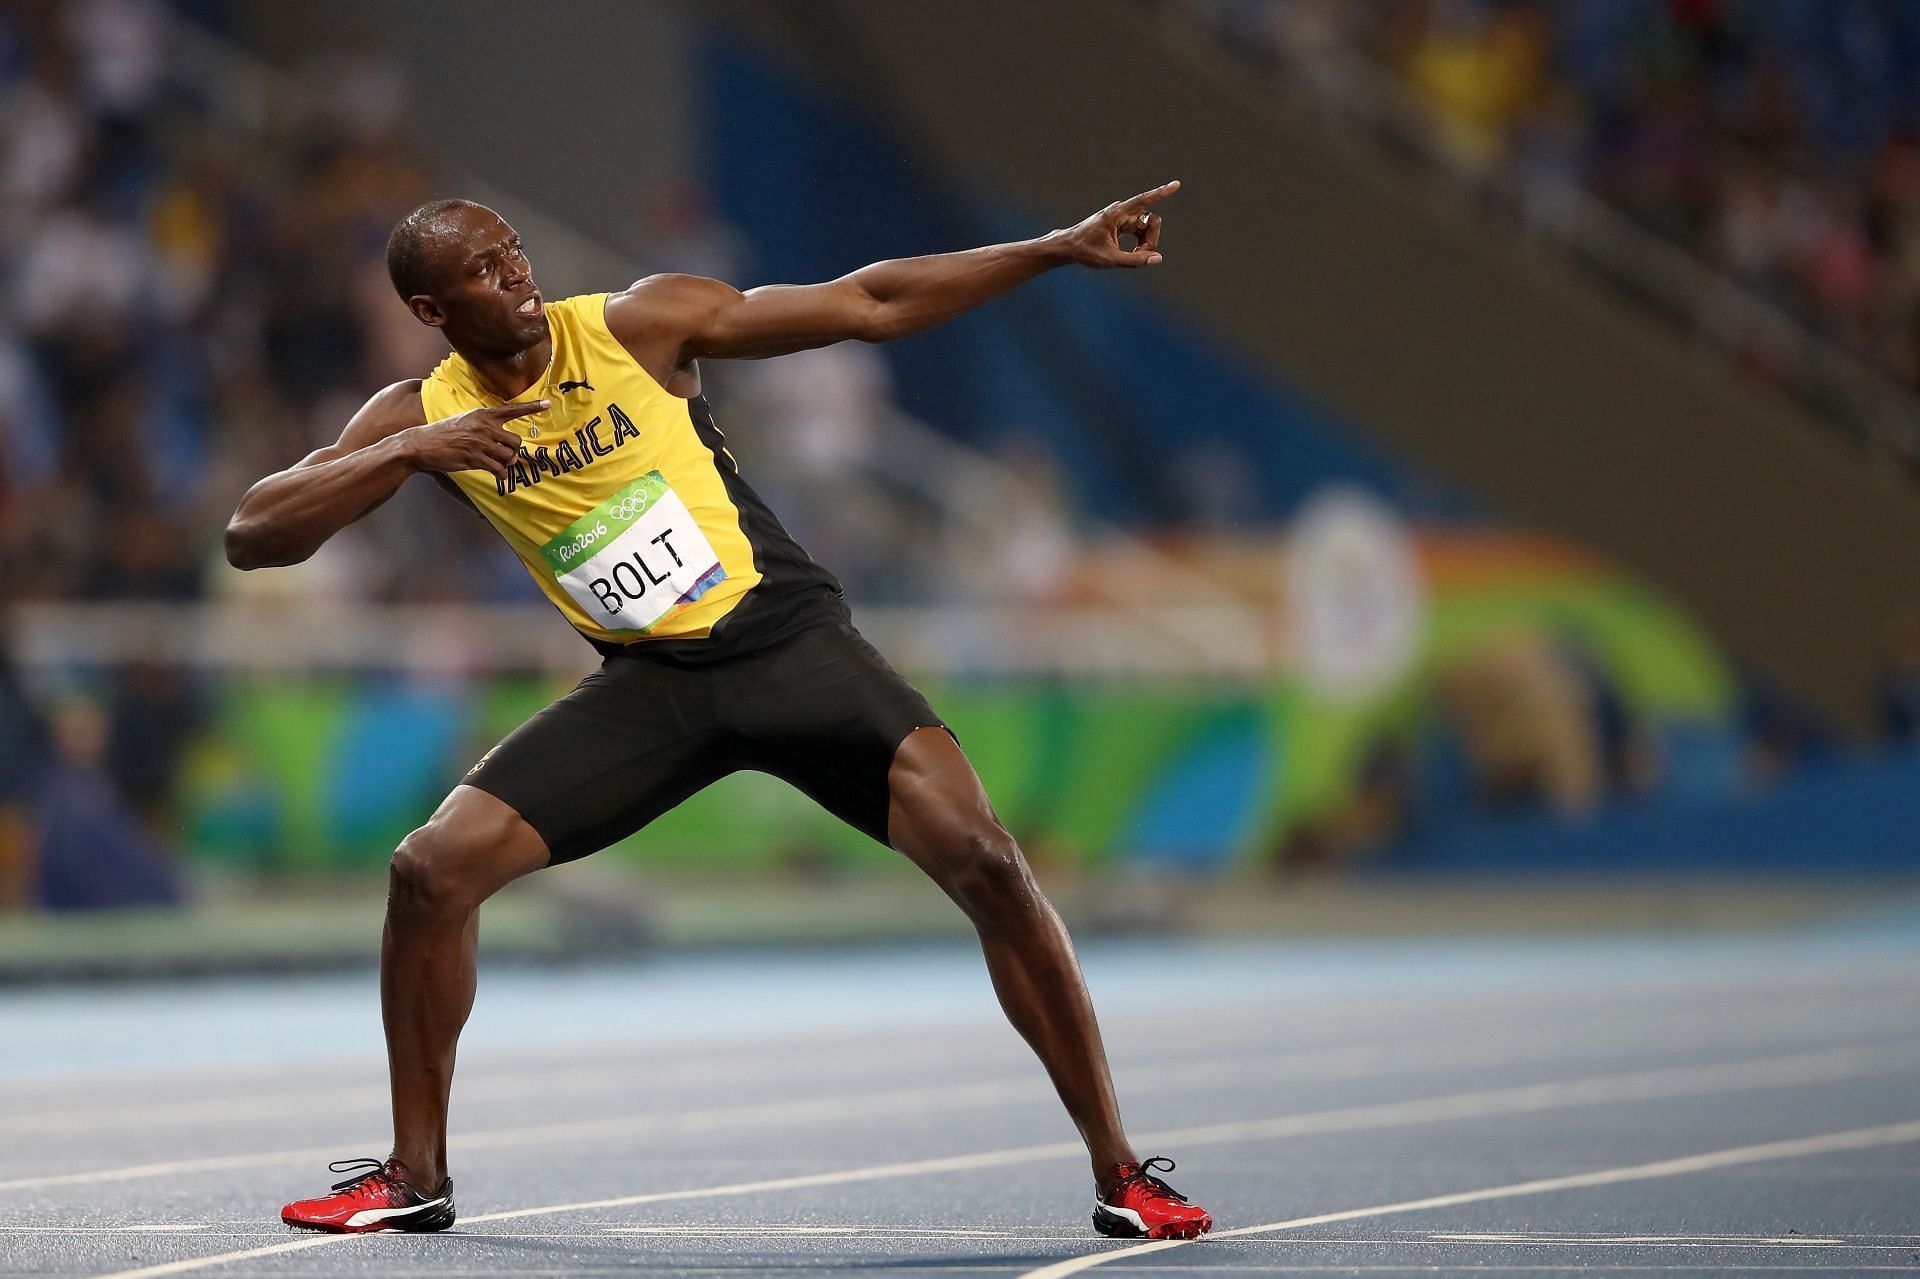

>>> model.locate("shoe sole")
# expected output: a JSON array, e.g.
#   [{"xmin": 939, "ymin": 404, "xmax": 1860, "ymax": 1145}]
[
  {"xmin": 1091, "ymin": 1204, "xmax": 1212, "ymax": 1240},
  {"xmin": 284, "ymin": 1199, "xmax": 457, "ymax": 1234}
]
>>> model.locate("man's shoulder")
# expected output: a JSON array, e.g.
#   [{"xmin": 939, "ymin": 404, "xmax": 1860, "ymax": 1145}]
[
  {"xmin": 328, "ymin": 379, "xmax": 426, "ymax": 453},
  {"xmin": 602, "ymin": 275, "xmax": 734, "ymax": 349},
  {"xmin": 606, "ymin": 274, "xmax": 730, "ymax": 311},
  {"xmin": 355, "ymin": 379, "xmax": 429, "ymax": 432},
  {"xmin": 374, "ymin": 376, "xmax": 427, "ymax": 402},
  {"xmin": 548, "ymin": 292, "xmax": 613, "ymax": 324}
]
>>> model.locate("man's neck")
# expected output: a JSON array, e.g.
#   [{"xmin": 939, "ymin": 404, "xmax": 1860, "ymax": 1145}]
[{"xmin": 461, "ymin": 337, "xmax": 553, "ymax": 402}]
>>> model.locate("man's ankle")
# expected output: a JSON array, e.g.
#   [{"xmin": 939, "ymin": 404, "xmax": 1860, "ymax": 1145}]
[
  {"xmin": 1094, "ymin": 1152, "xmax": 1141, "ymax": 1196},
  {"xmin": 388, "ymin": 1155, "xmax": 448, "ymax": 1197}
]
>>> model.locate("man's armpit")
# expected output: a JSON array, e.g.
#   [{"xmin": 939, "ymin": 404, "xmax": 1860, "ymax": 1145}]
[{"xmin": 429, "ymin": 472, "xmax": 485, "ymax": 518}]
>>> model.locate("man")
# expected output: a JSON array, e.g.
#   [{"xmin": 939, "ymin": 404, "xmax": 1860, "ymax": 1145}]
[{"xmin": 227, "ymin": 182, "xmax": 1210, "ymax": 1241}]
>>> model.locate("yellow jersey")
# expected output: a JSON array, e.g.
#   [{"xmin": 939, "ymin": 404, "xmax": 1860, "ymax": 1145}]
[{"xmin": 419, "ymin": 293, "xmax": 838, "ymax": 651}]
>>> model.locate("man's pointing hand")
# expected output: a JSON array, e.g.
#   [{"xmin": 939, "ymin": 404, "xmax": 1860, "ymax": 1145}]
[
  {"xmin": 399, "ymin": 400, "xmax": 547, "ymax": 479},
  {"xmin": 1052, "ymin": 180, "xmax": 1180, "ymax": 269}
]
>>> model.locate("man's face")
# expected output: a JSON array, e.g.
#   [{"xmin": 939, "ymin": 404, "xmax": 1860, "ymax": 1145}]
[{"xmin": 410, "ymin": 206, "xmax": 548, "ymax": 354}]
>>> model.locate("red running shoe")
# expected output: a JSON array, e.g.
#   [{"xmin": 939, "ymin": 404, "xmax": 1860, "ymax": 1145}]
[
  {"xmin": 1093, "ymin": 1156, "xmax": 1212, "ymax": 1239},
  {"xmin": 281, "ymin": 1157, "xmax": 455, "ymax": 1233}
]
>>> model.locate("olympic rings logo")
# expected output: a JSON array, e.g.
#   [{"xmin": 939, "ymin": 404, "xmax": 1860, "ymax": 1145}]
[{"xmin": 606, "ymin": 491, "xmax": 653, "ymax": 523}]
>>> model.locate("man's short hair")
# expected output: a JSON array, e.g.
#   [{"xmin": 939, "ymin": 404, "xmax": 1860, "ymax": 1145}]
[{"xmin": 386, "ymin": 198, "xmax": 482, "ymax": 301}]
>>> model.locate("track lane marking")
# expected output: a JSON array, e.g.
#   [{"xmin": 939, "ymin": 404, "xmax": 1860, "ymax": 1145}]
[
  {"xmin": 80, "ymin": 1043, "xmax": 1920, "ymax": 1278},
  {"xmin": 0, "ymin": 1027, "xmax": 1057, "ymax": 1136},
  {"xmin": 305, "ymin": 1258, "xmax": 1920, "ymax": 1275},
  {"xmin": 0, "ymin": 1032, "xmax": 1277, "ymax": 1136},
  {"xmin": 16, "ymin": 1018, "xmax": 1919, "ymax": 1191},
  {"xmin": 84, "ymin": 1236, "xmax": 343, "ymax": 1278},
  {"xmin": 1428, "ymin": 1229, "xmax": 1843, "ymax": 1236},
  {"xmin": 0, "ymin": 1042, "xmax": 1002, "ymax": 1137},
  {"xmin": 0, "ymin": 1014, "xmax": 1550, "ymax": 1134},
  {"xmin": 0, "ymin": 1056, "xmax": 1271, "ymax": 1192},
  {"xmin": 1014, "ymin": 1118, "xmax": 1920, "ymax": 1279},
  {"xmin": 0, "ymin": 1225, "xmax": 211, "ymax": 1233},
  {"xmin": 600, "ymin": 1224, "xmax": 1013, "ymax": 1236},
  {"xmin": 0, "ymin": 1022, "xmax": 1659, "ymax": 1186},
  {"xmin": 12, "ymin": 976, "xmax": 1911, "ymax": 1125}
]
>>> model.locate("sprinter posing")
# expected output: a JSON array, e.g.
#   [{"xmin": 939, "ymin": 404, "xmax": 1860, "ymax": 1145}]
[{"xmin": 228, "ymin": 183, "xmax": 1210, "ymax": 1241}]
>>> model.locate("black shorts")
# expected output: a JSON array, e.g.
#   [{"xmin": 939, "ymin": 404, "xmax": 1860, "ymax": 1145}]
[{"xmin": 461, "ymin": 594, "xmax": 945, "ymax": 864}]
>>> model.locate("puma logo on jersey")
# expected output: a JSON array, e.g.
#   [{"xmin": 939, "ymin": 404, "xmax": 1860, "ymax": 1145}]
[{"xmin": 558, "ymin": 378, "xmax": 594, "ymax": 394}]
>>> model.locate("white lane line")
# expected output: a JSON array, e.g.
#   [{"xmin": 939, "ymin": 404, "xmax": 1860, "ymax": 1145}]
[
  {"xmin": 8, "ymin": 1036, "xmax": 1336, "ymax": 1136},
  {"xmin": 0, "ymin": 1028, "xmax": 1040, "ymax": 1136},
  {"xmin": 0, "ymin": 1031, "xmax": 1262, "ymax": 1137},
  {"xmin": 1438, "ymin": 1231, "xmax": 1920, "ymax": 1238},
  {"xmin": 1436, "ymin": 1229, "xmax": 1850, "ymax": 1236},
  {"xmin": 16, "ymin": 976, "xmax": 1914, "ymax": 1138},
  {"xmin": 80, "ymin": 1043, "xmax": 1920, "ymax": 1279},
  {"xmin": 0, "ymin": 1024, "xmax": 1599, "ymax": 1189},
  {"xmin": 12, "ymin": 976, "xmax": 1910, "ymax": 1132},
  {"xmin": 0, "ymin": 1053, "xmax": 1292, "ymax": 1194},
  {"xmin": 0, "ymin": 1019, "xmax": 1509, "ymax": 1135},
  {"xmin": 20, "ymin": 1016, "xmax": 1920, "ymax": 1195},
  {"xmin": 1015, "ymin": 1118, "xmax": 1920, "ymax": 1279},
  {"xmin": 0, "ymin": 1225, "xmax": 211, "ymax": 1233},
  {"xmin": 1098, "ymin": 1259, "xmax": 1920, "ymax": 1267},
  {"xmin": 600, "ymin": 1225, "xmax": 1013, "ymax": 1237},
  {"xmin": 85, "ymin": 1236, "xmax": 345, "ymax": 1278},
  {"xmin": 452, "ymin": 1040, "xmax": 1920, "ymax": 1220},
  {"xmin": 15, "ymin": 1225, "xmax": 1909, "ymax": 1247}
]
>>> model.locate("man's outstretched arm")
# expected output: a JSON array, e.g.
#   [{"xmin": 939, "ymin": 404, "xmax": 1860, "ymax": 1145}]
[
  {"xmin": 223, "ymin": 382, "xmax": 537, "ymax": 571},
  {"xmin": 607, "ymin": 181, "xmax": 1179, "ymax": 369}
]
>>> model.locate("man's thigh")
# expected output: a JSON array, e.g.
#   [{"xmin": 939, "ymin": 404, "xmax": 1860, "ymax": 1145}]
[
  {"xmin": 726, "ymin": 612, "xmax": 949, "ymax": 846},
  {"xmin": 462, "ymin": 657, "xmax": 741, "ymax": 865}
]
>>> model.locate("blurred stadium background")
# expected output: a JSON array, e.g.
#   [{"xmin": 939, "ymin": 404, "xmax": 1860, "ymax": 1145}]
[{"xmin": 2, "ymin": 0, "xmax": 1918, "ymax": 972}]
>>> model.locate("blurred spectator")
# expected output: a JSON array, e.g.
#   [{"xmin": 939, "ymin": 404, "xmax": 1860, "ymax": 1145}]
[
  {"xmin": 1878, "ymin": 614, "xmax": 1920, "ymax": 748},
  {"xmin": 1436, "ymin": 628, "xmax": 1606, "ymax": 817},
  {"xmin": 1741, "ymin": 676, "xmax": 1837, "ymax": 786},
  {"xmin": 633, "ymin": 179, "xmax": 745, "ymax": 283},
  {"xmin": 724, "ymin": 342, "xmax": 897, "ymax": 597},
  {"xmin": 951, "ymin": 436, "xmax": 1077, "ymax": 605},
  {"xmin": 33, "ymin": 693, "xmax": 182, "ymax": 910},
  {"xmin": 1271, "ymin": 736, "xmax": 1419, "ymax": 875},
  {"xmin": 1169, "ymin": 436, "xmax": 1261, "ymax": 531},
  {"xmin": 0, "ymin": 648, "xmax": 44, "ymax": 911},
  {"xmin": 105, "ymin": 659, "xmax": 201, "ymax": 833},
  {"xmin": 0, "ymin": 638, "xmax": 183, "ymax": 912}
]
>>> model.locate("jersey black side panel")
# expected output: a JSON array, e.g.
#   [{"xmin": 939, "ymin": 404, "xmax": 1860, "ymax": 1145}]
[
  {"xmin": 687, "ymin": 395, "xmax": 841, "ymax": 603},
  {"xmin": 591, "ymin": 396, "xmax": 843, "ymax": 664}
]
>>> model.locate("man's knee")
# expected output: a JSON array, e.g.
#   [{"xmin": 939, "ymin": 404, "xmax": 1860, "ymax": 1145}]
[
  {"xmin": 389, "ymin": 807, "xmax": 523, "ymax": 914},
  {"xmin": 939, "ymin": 824, "xmax": 1038, "ymax": 922}
]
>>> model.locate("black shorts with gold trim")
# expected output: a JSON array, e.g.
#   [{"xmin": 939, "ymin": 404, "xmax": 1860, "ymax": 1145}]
[{"xmin": 460, "ymin": 589, "xmax": 944, "ymax": 864}]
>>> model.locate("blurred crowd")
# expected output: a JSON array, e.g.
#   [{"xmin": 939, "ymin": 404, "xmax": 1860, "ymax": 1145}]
[
  {"xmin": 0, "ymin": 0, "xmax": 1084, "ymax": 908},
  {"xmin": 0, "ymin": 0, "xmax": 464, "ymax": 907},
  {"xmin": 1274, "ymin": 626, "xmax": 1847, "ymax": 873},
  {"xmin": 4, "ymin": 0, "xmax": 1916, "ymax": 909},
  {"xmin": 0, "ymin": 0, "xmax": 1081, "ymax": 616},
  {"xmin": 1184, "ymin": 0, "xmax": 1920, "ymax": 419}
]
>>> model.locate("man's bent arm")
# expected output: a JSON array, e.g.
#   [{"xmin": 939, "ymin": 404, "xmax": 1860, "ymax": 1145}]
[
  {"xmin": 226, "ymin": 383, "xmax": 544, "ymax": 570},
  {"xmin": 609, "ymin": 181, "xmax": 1179, "ymax": 367},
  {"xmin": 223, "ymin": 382, "xmax": 431, "ymax": 571}
]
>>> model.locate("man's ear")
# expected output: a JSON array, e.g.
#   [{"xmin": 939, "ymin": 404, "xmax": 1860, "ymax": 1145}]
[{"xmin": 408, "ymin": 295, "xmax": 447, "ymax": 328}]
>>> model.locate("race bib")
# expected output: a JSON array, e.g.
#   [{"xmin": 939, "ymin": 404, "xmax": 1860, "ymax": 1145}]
[{"xmin": 539, "ymin": 471, "xmax": 727, "ymax": 632}]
